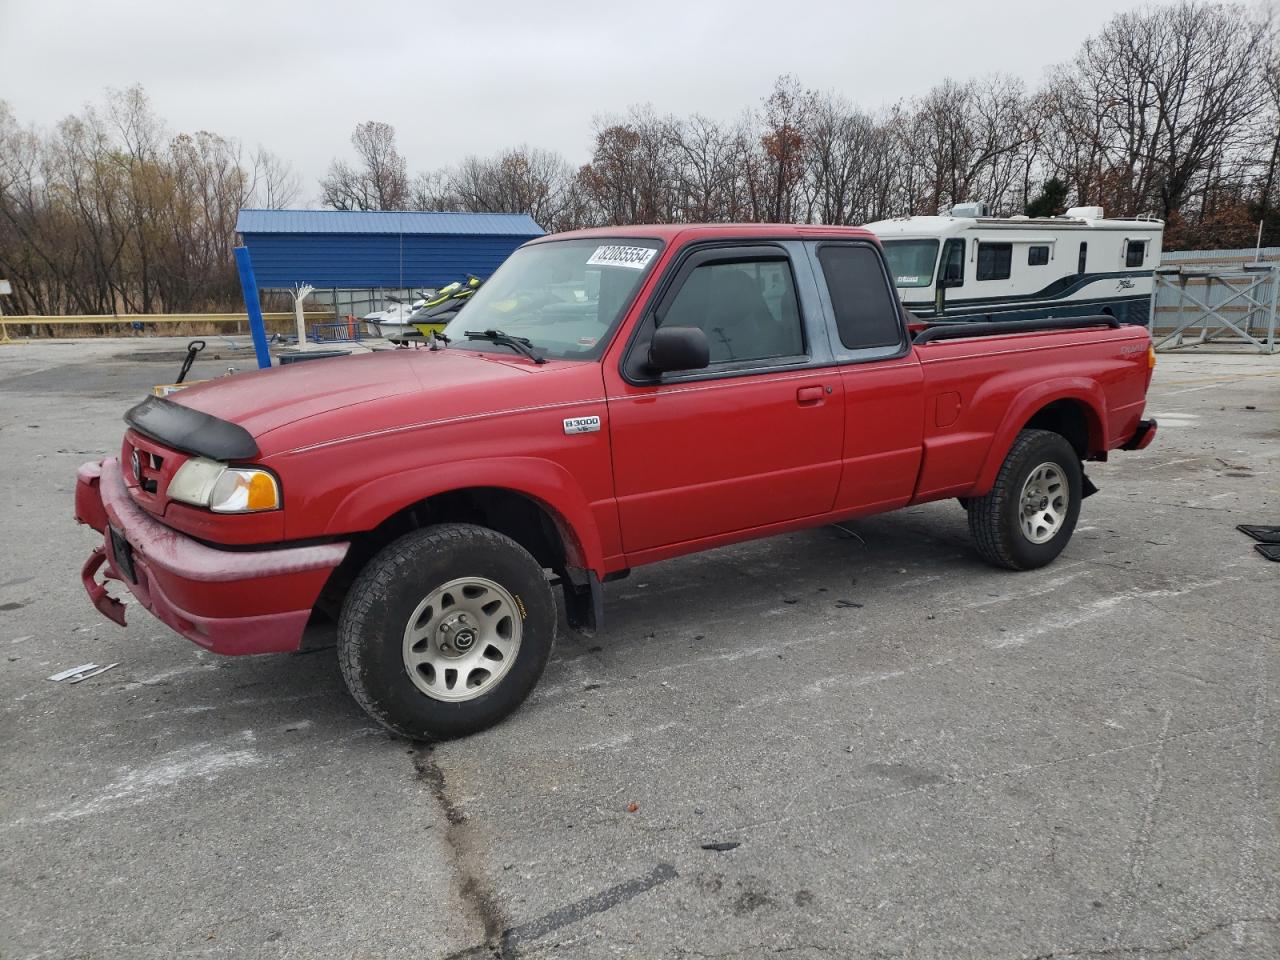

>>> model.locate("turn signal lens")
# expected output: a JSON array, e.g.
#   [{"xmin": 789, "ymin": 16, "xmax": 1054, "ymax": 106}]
[
  {"xmin": 209, "ymin": 468, "xmax": 281, "ymax": 513},
  {"xmin": 1148, "ymin": 344, "xmax": 1157, "ymax": 369}
]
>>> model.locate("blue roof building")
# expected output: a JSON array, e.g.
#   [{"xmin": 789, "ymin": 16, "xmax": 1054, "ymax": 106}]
[{"xmin": 235, "ymin": 209, "xmax": 545, "ymax": 290}]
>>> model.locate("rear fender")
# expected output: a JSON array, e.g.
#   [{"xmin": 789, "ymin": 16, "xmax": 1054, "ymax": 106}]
[
  {"xmin": 324, "ymin": 457, "xmax": 605, "ymax": 575},
  {"xmin": 973, "ymin": 379, "xmax": 1107, "ymax": 496}
]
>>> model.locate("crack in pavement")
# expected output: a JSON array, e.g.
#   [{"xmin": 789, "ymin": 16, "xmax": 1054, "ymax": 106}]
[
  {"xmin": 1112, "ymin": 709, "xmax": 1173, "ymax": 946},
  {"xmin": 733, "ymin": 714, "xmax": 1257, "ymax": 836},
  {"xmin": 1017, "ymin": 915, "xmax": 1280, "ymax": 958},
  {"xmin": 410, "ymin": 751, "xmax": 678, "ymax": 959},
  {"xmin": 412, "ymin": 746, "xmax": 509, "ymax": 954},
  {"xmin": 672, "ymin": 945, "xmax": 845, "ymax": 959}
]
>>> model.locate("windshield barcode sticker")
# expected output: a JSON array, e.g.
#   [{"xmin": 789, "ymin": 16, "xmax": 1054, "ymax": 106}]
[
  {"xmin": 896, "ymin": 275, "xmax": 920, "ymax": 284},
  {"xmin": 586, "ymin": 245, "xmax": 656, "ymax": 270}
]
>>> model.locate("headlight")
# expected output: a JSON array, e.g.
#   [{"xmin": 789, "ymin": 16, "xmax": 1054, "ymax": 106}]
[
  {"xmin": 168, "ymin": 457, "xmax": 281, "ymax": 513},
  {"xmin": 167, "ymin": 458, "xmax": 223, "ymax": 507}
]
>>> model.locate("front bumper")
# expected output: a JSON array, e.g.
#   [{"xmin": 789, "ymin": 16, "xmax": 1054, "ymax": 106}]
[{"xmin": 75, "ymin": 458, "xmax": 349, "ymax": 655}]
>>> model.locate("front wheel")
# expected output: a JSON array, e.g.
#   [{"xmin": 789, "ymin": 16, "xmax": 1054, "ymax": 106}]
[
  {"xmin": 337, "ymin": 523, "xmax": 556, "ymax": 740},
  {"xmin": 968, "ymin": 429, "xmax": 1082, "ymax": 570}
]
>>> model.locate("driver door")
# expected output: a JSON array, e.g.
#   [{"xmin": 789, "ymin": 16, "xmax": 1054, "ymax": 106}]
[{"xmin": 603, "ymin": 243, "xmax": 844, "ymax": 557}]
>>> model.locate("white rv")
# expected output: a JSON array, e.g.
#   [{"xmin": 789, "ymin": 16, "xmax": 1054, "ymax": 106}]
[{"xmin": 866, "ymin": 205, "xmax": 1164, "ymax": 325}]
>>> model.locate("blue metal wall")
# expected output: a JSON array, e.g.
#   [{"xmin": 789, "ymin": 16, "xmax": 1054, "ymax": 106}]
[{"xmin": 235, "ymin": 210, "xmax": 544, "ymax": 289}]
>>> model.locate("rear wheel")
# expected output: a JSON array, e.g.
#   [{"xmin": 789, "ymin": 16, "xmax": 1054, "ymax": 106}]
[
  {"xmin": 337, "ymin": 523, "xmax": 555, "ymax": 740},
  {"xmin": 968, "ymin": 429, "xmax": 1082, "ymax": 570}
]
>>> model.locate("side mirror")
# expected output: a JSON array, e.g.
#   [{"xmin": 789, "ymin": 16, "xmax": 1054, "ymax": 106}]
[
  {"xmin": 648, "ymin": 326, "xmax": 709, "ymax": 374},
  {"xmin": 941, "ymin": 263, "xmax": 963, "ymax": 287}
]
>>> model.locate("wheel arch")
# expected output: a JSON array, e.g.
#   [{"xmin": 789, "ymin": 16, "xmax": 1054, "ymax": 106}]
[
  {"xmin": 327, "ymin": 458, "xmax": 600, "ymax": 563},
  {"xmin": 312, "ymin": 458, "xmax": 606, "ymax": 623},
  {"xmin": 974, "ymin": 382, "xmax": 1107, "ymax": 496}
]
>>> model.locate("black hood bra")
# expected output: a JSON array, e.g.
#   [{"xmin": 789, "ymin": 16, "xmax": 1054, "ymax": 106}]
[{"xmin": 124, "ymin": 395, "xmax": 260, "ymax": 461}]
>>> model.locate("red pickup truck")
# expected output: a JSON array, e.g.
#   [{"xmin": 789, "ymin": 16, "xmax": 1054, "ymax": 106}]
[{"xmin": 75, "ymin": 224, "xmax": 1157, "ymax": 739}]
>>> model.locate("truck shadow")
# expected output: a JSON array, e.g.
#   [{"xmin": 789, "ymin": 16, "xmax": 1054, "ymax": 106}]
[
  {"xmin": 139, "ymin": 503, "xmax": 975, "ymax": 741},
  {"xmin": 583, "ymin": 504, "xmax": 975, "ymax": 646}
]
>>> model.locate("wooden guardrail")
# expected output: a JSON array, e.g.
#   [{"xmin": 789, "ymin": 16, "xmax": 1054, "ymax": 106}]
[
  {"xmin": 2, "ymin": 312, "xmax": 329, "ymax": 326},
  {"xmin": 0, "ymin": 312, "xmax": 333, "ymax": 341}
]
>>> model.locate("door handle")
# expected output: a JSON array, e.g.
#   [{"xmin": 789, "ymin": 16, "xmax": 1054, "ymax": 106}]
[{"xmin": 796, "ymin": 385, "xmax": 826, "ymax": 405}]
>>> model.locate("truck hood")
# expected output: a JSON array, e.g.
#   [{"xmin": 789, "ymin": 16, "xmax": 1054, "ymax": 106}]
[{"xmin": 171, "ymin": 349, "xmax": 550, "ymax": 444}]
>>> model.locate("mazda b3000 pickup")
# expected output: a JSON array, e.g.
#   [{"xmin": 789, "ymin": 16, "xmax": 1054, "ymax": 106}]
[{"xmin": 76, "ymin": 224, "xmax": 1157, "ymax": 738}]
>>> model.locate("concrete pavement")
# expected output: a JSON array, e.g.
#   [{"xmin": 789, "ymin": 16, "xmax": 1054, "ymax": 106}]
[{"xmin": 1, "ymin": 337, "xmax": 1276, "ymax": 959}]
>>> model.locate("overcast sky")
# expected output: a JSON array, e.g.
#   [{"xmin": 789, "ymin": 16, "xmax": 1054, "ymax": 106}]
[{"xmin": 1, "ymin": 0, "xmax": 1183, "ymax": 203}]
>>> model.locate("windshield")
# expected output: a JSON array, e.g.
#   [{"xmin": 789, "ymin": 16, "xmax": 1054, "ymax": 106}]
[
  {"xmin": 441, "ymin": 238, "xmax": 663, "ymax": 360},
  {"xmin": 880, "ymin": 240, "xmax": 940, "ymax": 288}
]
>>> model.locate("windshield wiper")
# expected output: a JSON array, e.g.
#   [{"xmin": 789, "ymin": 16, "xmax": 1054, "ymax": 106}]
[{"xmin": 464, "ymin": 329, "xmax": 546, "ymax": 364}]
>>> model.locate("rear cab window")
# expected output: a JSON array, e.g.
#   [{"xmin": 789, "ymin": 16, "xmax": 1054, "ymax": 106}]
[{"xmin": 811, "ymin": 242, "xmax": 907, "ymax": 362}]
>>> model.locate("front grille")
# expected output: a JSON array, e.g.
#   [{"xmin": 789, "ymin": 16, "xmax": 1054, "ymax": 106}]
[{"xmin": 123, "ymin": 434, "xmax": 175, "ymax": 501}]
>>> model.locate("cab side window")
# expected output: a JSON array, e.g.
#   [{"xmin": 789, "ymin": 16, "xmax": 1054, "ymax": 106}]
[
  {"xmin": 817, "ymin": 245, "xmax": 903, "ymax": 350},
  {"xmin": 660, "ymin": 259, "xmax": 804, "ymax": 363}
]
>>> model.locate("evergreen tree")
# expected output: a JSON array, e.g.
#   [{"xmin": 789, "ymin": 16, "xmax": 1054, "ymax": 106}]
[{"xmin": 1026, "ymin": 178, "xmax": 1069, "ymax": 217}]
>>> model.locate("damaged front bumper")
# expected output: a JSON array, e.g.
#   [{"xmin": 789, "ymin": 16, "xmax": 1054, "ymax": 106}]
[{"xmin": 75, "ymin": 458, "xmax": 348, "ymax": 655}]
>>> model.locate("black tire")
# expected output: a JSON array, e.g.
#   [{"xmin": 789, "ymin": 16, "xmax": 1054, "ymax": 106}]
[
  {"xmin": 968, "ymin": 429, "xmax": 1082, "ymax": 570},
  {"xmin": 337, "ymin": 523, "xmax": 555, "ymax": 740}
]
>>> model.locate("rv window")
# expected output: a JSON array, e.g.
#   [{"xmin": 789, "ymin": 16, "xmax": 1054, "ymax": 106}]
[
  {"xmin": 817, "ymin": 245, "xmax": 903, "ymax": 351},
  {"xmin": 1028, "ymin": 245, "xmax": 1049, "ymax": 266},
  {"xmin": 976, "ymin": 243, "xmax": 1012, "ymax": 281},
  {"xmin": 941, "ymin": 239, "xmax": 965, "ymax": 286},
  {"xmin": 879, "ymin": 240, "xmax": 939, "ymax": 288},
  {"xmin": 1125, "ymin": 240, "xmax": 1146, "ymax": 268},
  {"xmin": 1078, "ymin": 242, "xmax": 1087, "ymax": 274}
]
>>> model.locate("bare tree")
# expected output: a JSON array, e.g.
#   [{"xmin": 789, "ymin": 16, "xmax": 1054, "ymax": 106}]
[
  {"xmin": 1254, "ymin": 23, "xmax": 1280, "ymax": 242},
  {"xmin": 250, "ymin": 147, "xmax": 301, "ymax": 209},
  {"xmin": 6, "ymin": 2, "xmax": 1280, "ymax": 318},
  {"xmin": 1068, "ymin": 1, "xmax": 1269, "ymax": 226},
  {"xmin": 447, "ymin": 147, "xmax": 577, "ymax": 227},
  {"xmin": 758, "ymin": 75, "xmax": 808, "ymax": 222},
  {"xmin": 801, "ymin": 91, "xmax": 898, "ymax": 224},
  {"xmin": 669, "ymin": 114, "xmax": 738, "ymax": 222},
  {"xmin": 0, "ymin": 88, "xmax": 254, "ymax": 314},
  {"xmin": 408, "ymin": 168, "xmax": 452, "ymax": 211},
  {"xmin": 320, "ymin": 121, "xmax": 409, "ymax": 211},
  {"xmin": 580, "ymin": 106, "xmax": 679, "ymax": 224}
]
